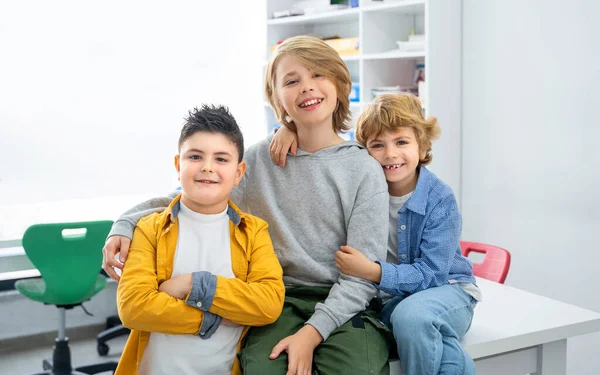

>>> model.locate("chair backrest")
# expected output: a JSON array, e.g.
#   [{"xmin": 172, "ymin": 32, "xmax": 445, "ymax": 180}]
[
  {"xmin": 460, "ymin": 241, "xmax": 511, "ymax": 284},
  {"xmin": 21, "ymin": 221, "xmax": 113, "ymax": 303}
]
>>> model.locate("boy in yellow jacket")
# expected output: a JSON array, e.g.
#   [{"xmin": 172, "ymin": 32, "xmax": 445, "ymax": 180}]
[{"xmin": 115, "ymin": 105, "xmax": 285, "ymax": 375}]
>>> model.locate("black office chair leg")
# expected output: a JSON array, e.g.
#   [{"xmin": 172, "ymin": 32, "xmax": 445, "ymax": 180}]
[
  {"xmin": 105, "ymin": 315, "xmax": 122, "ymax": 329},
  {"xmin": 75, "ymin": 362, "xmax": 118, "ymax": 374},
  {"xmin": 47, "ymin": 309, "xmax": 73, "ymax": 375},
  {"xmin": 96, "ymin": 325, "xmax": 130, "ymax": 356},
  {"xmin": 32, "ymin": 308, "xmax": 119, "ymax": 375}
]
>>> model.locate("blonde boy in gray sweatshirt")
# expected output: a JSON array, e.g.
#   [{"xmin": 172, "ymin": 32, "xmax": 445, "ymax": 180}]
[{"xmin": 103, "ymin": 36, "xmax": 391, "ymax": 375}]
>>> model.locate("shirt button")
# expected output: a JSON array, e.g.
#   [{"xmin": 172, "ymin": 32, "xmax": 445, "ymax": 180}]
[
  {"xmin": 196, "ymin": 302, "xmax": 203, "ymax": 308},
  {"xmin": 400, "ymin": 225, "xmax": 406, "ymax": 230},
  {"xmin": 401, "ymin": 254, "xmax": 407, "ymax": 260}
]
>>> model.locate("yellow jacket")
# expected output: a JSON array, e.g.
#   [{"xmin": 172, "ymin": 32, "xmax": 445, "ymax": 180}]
[{"xmin": 115, "ymin": 196, "xmax": 285, "ymax": 375}]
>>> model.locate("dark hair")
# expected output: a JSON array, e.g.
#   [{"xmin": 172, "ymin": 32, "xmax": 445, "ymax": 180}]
[{"xmin": 178, "ymin": 104, "xmax": 244, "ymax": 162}]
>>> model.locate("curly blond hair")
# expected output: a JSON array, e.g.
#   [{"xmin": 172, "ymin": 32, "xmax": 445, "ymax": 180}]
[
  {"xmin": 355, "ymin": 93, "xmax": 440, "ymax": 165},
  {"xmin": 264, "ymin": 35, "xmax": 352, "ymax": 133}
]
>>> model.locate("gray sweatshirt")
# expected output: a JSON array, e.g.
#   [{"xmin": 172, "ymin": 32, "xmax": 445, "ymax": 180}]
[{"xmin": 110, "ymin": 136, "xmax": 389, "ymax": 340}]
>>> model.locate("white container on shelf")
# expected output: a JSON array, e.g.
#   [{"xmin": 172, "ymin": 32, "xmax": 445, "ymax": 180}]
[{"xmin": 396, "ymin": 40, "xmax": 425, "ymax": 52}]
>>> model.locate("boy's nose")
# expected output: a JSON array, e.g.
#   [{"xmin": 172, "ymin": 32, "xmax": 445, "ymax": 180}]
[
  {"xmin": 202, "ymin": 161, "xmax": 214, "ymax": 173},
  {"xmin": 301, "ymin": 85, "xmax": 314, "ymax": 94}
]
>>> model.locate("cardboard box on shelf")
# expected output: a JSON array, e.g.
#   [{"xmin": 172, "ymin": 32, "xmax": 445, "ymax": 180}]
[{"xmin": 324, "ymin": 37, "xmax": 359, "ymax": 55}]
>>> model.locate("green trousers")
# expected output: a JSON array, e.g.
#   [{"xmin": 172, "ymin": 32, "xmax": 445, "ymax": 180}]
[{"xmin": 239, "ymin": 286, "xmax": 393, "ymax": 375}]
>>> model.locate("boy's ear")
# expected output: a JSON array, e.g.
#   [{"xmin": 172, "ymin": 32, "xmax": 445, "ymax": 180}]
[
  {"xmin": 234, "ymin": 160, "xmax": 247, "ymax": 186},
  {"xmin": 174, "ymin": 154, "xmax": 181, "ymax": 181}
]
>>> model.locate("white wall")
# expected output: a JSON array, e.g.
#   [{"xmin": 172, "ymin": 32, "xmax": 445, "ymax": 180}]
[
  {"xmin": 0, "ymin": 0, "xmax": 266, "ymax": 209},
  {"xmin": 462, "ymin": 1, "xmax": 600, "ymax": 374}
]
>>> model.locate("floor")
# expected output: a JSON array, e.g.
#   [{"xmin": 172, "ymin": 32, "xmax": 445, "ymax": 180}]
[{"xmin": 0, "ymin": 335, "xmax": 126, "ymax": 374}]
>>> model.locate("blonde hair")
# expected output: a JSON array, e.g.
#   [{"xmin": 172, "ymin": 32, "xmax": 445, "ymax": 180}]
[
  {"xmin": 356, "ymin": 93, "xmax": 440, "ymax": 165},
  {"xmin": 264, "ymin": 35, "xmax": 352, "ymax": 133}
]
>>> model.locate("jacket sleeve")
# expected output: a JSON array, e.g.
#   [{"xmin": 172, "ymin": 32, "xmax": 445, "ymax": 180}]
[
  {"xmin": 117, "ymin": 223, "xmax": 208, "ymax": 335},
  {"xmin": 108, "ymin": 192, "xmax": 179, "ymax": 239},
  {"xmin": 378, "ymin": 195, "xmax": 462, "ymax": 295},
  {"xmin": 184, "ymin": 219, "xmax": 285, "ymax": 326}
]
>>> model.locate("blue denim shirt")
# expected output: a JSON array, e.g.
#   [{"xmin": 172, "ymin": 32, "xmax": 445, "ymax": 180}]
[{"xmin": 378, "ymin": 167, "xmax": 475, "ymax": 296}]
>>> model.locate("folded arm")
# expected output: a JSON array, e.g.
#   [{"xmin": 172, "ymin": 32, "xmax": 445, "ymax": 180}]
[
  {"xmin": 185, "ymin": 219, "xmax": 285, "ymax": 326},
  {"xmin": 117, "ymin": 225, "xmax": 219, "ymax": 337}
]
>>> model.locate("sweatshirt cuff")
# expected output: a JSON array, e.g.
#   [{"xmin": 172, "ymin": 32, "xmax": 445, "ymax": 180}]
[
  {"xmin": 108, "ymin": 219, "xmax": 136, "ymax": 239},
  {"xmin": 186, "ymin": 271, "xmax": 216, "ymax": 312},
  {"xmin": 198, "ymin": 312, "xmax": 222, "ymax": 339},
  {"xmin": 306, "ymin": 310, "xmax": 338, "ymax": 341},
  {"xmin": 377, "ymin": 261, "xmax": 397, "ymax": 294}
]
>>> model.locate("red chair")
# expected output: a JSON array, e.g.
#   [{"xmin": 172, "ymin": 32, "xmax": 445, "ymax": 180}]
[{"xmin": 460, "ymin": 241, "xmax": 511, "ymax": 284}]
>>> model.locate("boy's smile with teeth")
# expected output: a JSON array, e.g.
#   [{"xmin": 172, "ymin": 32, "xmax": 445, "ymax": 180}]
[
  {"xmin": 299, "ymin": 98, "xmax": 323, "ymax": 108},
  {"xmin": 196, "ymin": 179, "xmax": 217, "ymax": 184},
  {"xmin": 383, "ymin": 164, "xmax": 403, "ymax": 170}
]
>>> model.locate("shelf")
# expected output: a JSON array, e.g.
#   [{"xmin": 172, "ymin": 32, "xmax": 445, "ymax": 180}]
[
  {"xmin": 341, "ymin": 55, "xmax": 360, "ymax": 61},
  {"xmin": 363, "ymin": 50, "xmax": 426, "ymax": 60},
  {"xmin": 267, "ymin": 8, "xmax": 359, "ymax": 26},
  {"xmin": 362, "ymin": 0, "xmax": 425, "ymax": 15}
]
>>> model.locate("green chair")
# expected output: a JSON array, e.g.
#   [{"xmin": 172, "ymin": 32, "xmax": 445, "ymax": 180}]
[{"xmin": 15, "ymin": 221, "xmax": 119, "ymax": 375}]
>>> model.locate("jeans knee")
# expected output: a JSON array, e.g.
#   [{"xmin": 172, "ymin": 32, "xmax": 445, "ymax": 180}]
[{"xmin": 390, "ymin": 306, "xmax": 434, "ymax": 342}]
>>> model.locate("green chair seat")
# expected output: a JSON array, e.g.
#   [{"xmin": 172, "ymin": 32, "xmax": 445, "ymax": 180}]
[{"xmin": 15, "ymin": 274, "xmax": 107, "ymax": 306}]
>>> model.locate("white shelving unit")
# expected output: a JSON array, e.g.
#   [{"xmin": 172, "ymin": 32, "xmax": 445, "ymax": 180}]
[{"xmin": 263, "ymin": 0, "xmax": 463, "ymax": 199}]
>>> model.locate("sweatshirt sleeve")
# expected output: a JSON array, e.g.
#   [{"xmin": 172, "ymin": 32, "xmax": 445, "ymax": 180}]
[
  {"xmin": 306, "ymin": 181, "xmax": 389, "ymax": 340},
  {"xmin": 108, "ymin": 191, "xmax": 179, "ymax": 239}
]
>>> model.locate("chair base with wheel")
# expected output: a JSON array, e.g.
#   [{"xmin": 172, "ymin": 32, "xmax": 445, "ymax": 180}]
[{"xmin": 96, "ymin": 315, "xmax": 130, "ymax": 356}]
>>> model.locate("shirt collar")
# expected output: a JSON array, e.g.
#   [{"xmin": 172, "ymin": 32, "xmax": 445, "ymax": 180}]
[
  {"xmin": 404, "ymin": 166, "xmax": 432, "ymax": 216},
  {"xmin": 166, "ymin": 195, "xmax": 242, "ymax": 226}
]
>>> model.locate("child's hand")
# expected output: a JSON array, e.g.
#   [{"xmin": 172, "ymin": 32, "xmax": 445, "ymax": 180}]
[
  {"xmin": 269, "ymin": 324, "xmax": 322, "ymax": 374},
  {"xmin": 336, "ymin": 245, "xmax": 382, "ymax": 283},
  {"xmin": 270, "ymin": 126, "xmax": 298, "ymax": 167},
  {"xmin": 158, "ymin": 274, "xmax": 192, "ymax": 299}
]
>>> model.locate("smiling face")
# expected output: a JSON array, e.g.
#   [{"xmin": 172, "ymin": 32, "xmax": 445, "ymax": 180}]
[
  {"xmin": 274, "ymin": 54, "xmax": 338, "ymax": 131},
  {"xmin": 366, "ymin": 127, "xmax": 426, "ymax": 197},
  {"xmin": 175, "ymin": 131, "xmax": 246, "ymax": 214}
]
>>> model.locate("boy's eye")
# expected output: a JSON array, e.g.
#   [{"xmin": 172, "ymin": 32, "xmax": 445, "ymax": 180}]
[
  {"xmin": 190, "ymin": 155, "xmax": 201, "ymax": 160},
  {"xmin": 397, "ymin": 140, "xmax": 408, "ymax": 146},
  {"xmin": 216, "ymin": 157, "xmax": 228, "ymax": 163},
  {"xmin": 285, "ymin": 79, "xmax": 298, "ymax": 86},
  {"xmin": 313, "ymin": 73, "xmax": 322, "ymax": 78},
  {"xmin": 369, "ymin": 144, "xmax": 383, "ymax": 149}
]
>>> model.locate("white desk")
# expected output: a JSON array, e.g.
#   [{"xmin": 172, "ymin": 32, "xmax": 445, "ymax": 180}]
[{"xmin": 389, "ymin": 277, "xmax": 600, "ymax": 375}]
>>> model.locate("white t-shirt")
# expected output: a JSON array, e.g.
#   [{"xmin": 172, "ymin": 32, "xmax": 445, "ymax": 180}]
[
  {"xmin": 387, "ymin": 192, "xmax": 413, "ymax": 264},
  {"xmin": 139, "ymin": 202, "xmax": 243, "ymax": 375}
]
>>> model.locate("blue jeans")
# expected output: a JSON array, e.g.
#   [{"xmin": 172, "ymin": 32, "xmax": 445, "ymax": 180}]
[{"xmin": 380, "ymin": 284, "xmax": 477, "ymax": 375}]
